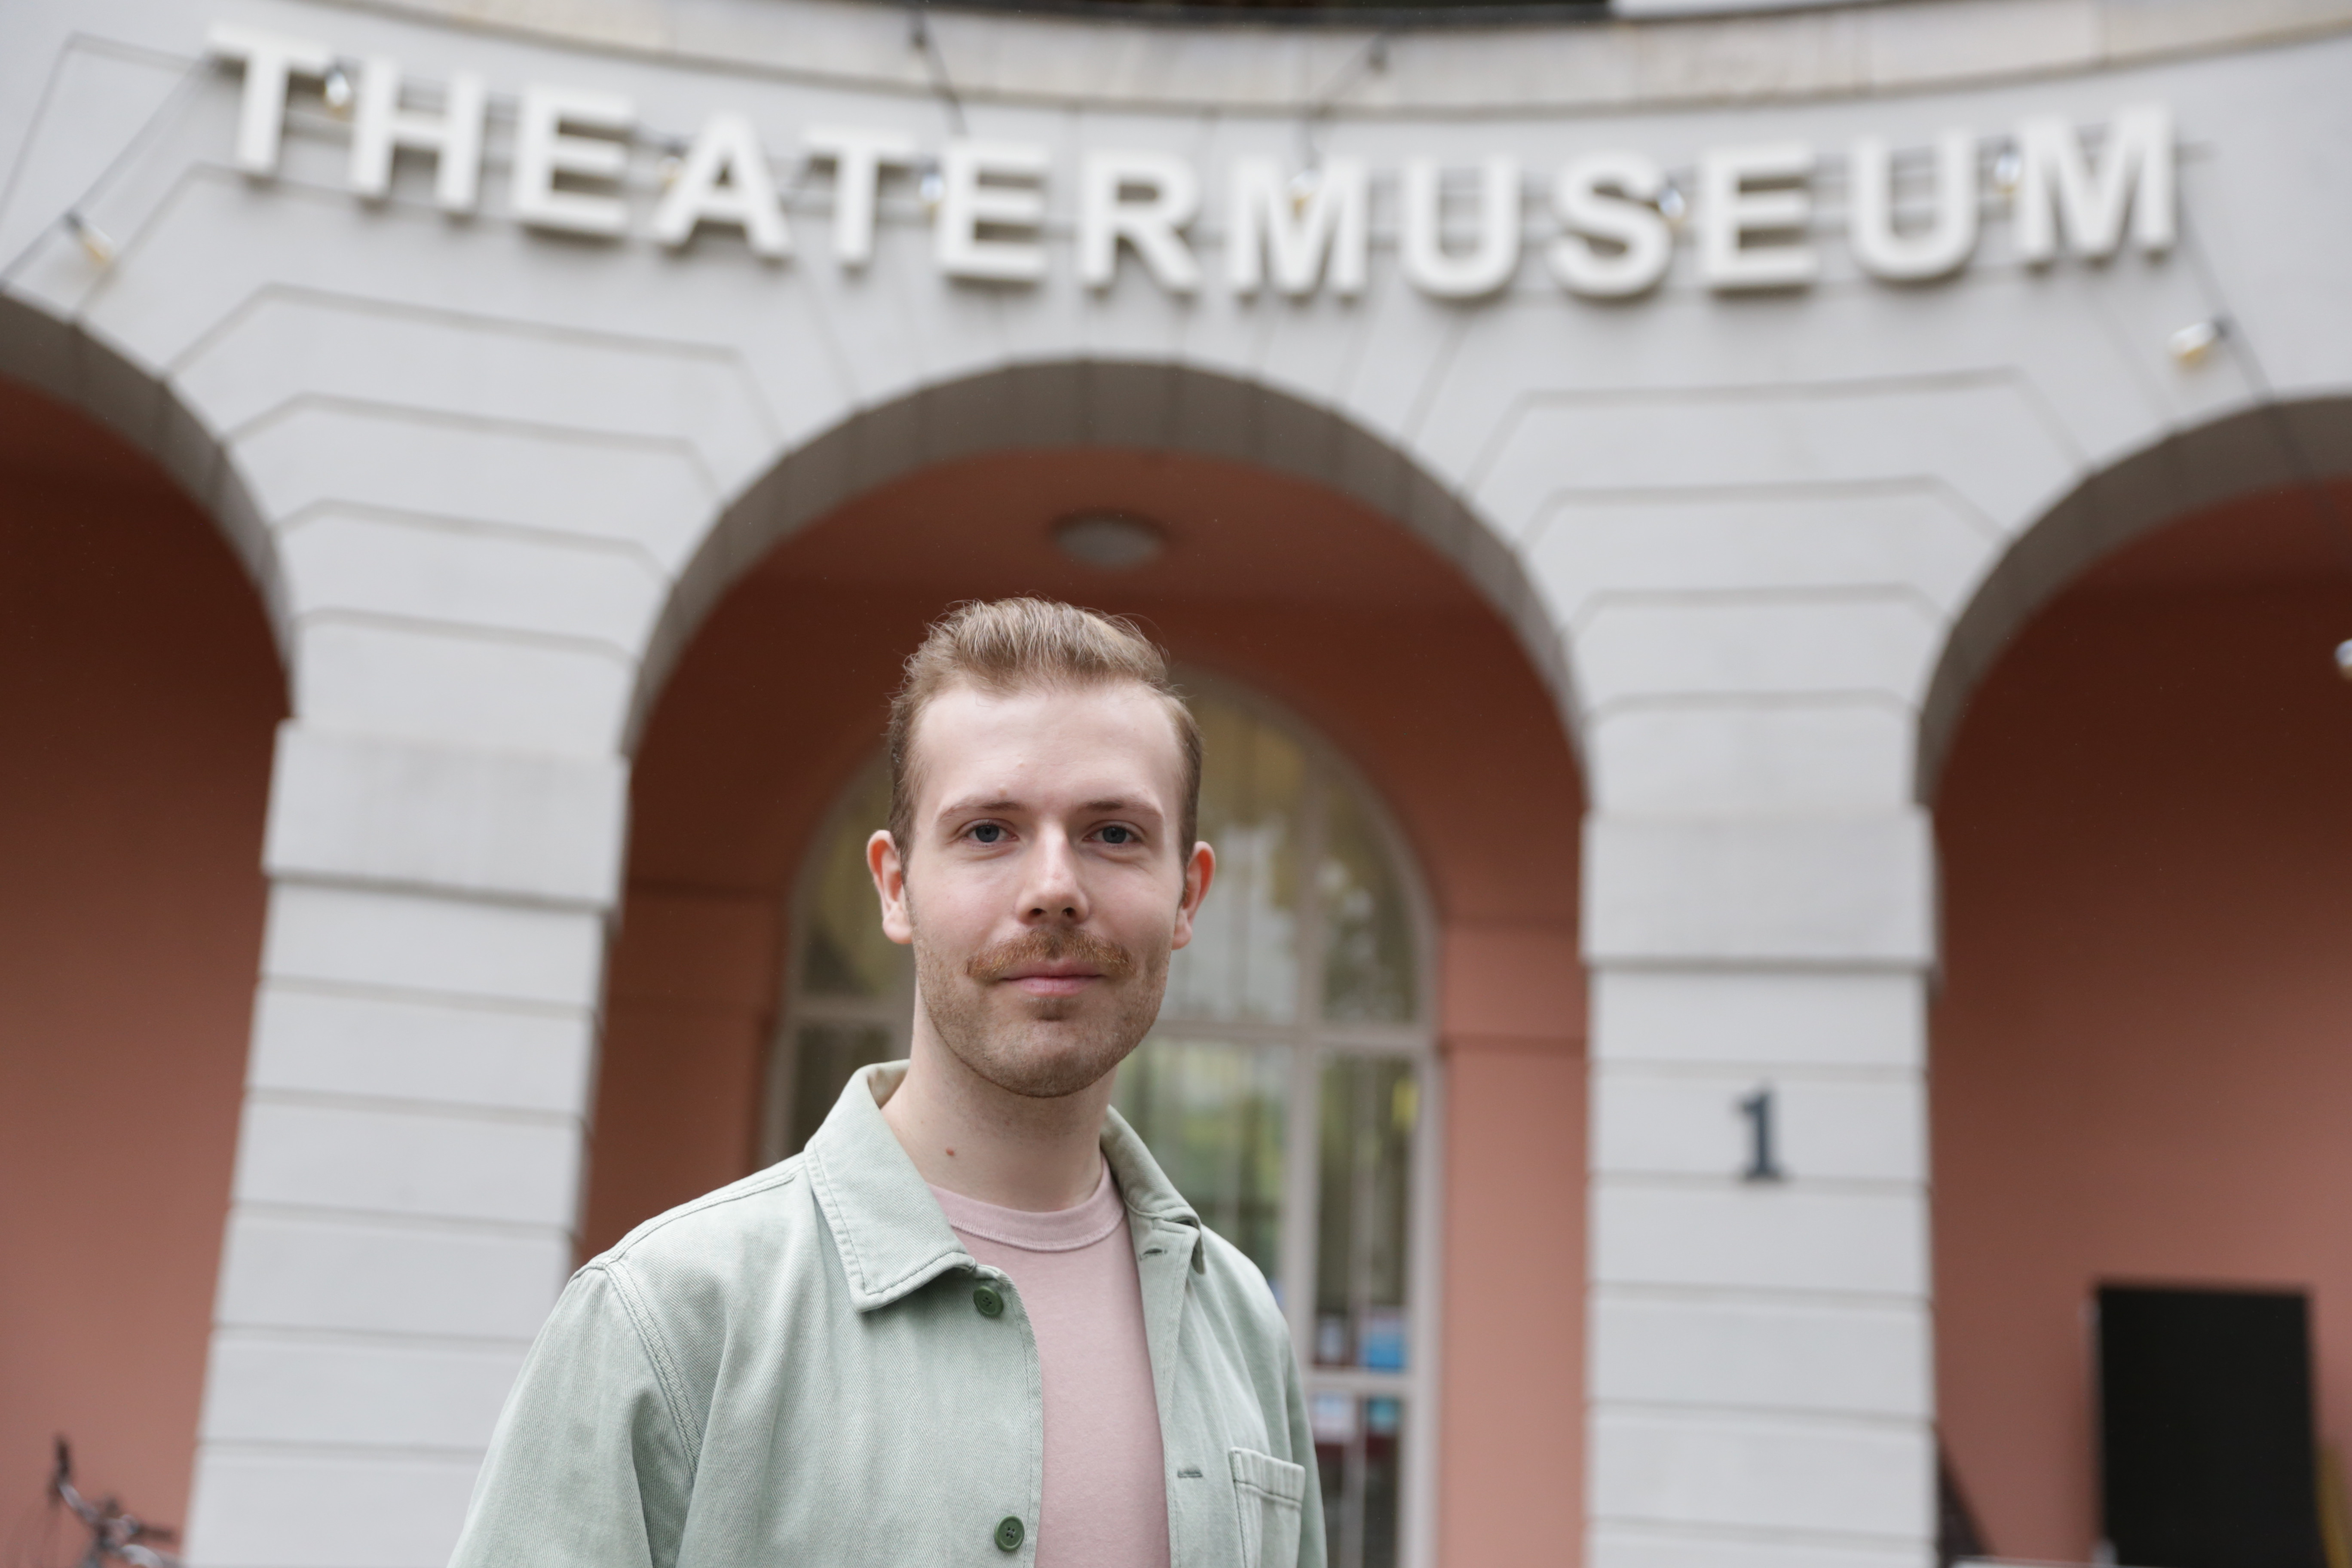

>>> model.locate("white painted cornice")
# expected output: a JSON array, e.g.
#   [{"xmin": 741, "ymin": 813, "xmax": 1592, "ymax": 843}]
[{"xmin": 334, "ymin": 0, "xmax": 2352, "ymax": 113}]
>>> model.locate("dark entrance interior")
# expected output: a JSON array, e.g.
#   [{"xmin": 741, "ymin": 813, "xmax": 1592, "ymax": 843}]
[{"xmin": 2099, "ymin": 1284, "xmax": 2325, "ymax": 1568}]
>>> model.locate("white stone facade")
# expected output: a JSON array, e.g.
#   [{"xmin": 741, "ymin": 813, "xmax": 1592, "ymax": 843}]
[{"xmin": 5, "ymin": 0, "xmax": 2351, "ymax": 1564}]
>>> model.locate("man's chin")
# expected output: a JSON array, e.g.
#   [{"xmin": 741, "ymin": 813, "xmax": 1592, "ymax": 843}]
[
  {"xmin": 967, "ymin": 1046, "xmax": 1128, "ymax": 1100},
  {"xmin": 959, "ymin": 1020, "xmax": 1138, "ymax": 1099}
]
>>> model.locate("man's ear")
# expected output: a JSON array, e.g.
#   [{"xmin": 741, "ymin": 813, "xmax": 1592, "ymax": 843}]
[
  {"xmin": 868, "ymin": 829, "xmax": 915, "ymax": 947},
  {"xmin": 1170, "ymin": 841, "xmax": 1216, "ymax": 951}
]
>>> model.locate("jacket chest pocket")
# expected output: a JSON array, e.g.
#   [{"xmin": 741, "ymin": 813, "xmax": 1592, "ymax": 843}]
[{"xmin": 1228, "ymin": 1448, "xmax": 1307, "ymax": 1568}]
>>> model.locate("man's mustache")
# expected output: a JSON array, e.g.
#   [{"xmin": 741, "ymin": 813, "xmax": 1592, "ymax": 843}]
[{"xmin": 964, "ymin": 927, "xmax": 1138, "ymax": 983}]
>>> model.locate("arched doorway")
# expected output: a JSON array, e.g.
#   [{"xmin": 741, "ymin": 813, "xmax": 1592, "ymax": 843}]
[
  {"xmin": 0, "ymin": 374, "xmax": 286, "ymax": 1529},
  {"xmin": 1930, "ymin": 469, "xmax": 2352, "ymax": 1560},
  {"xmin": 588, "ymin": 443, "xmax": 1588, "ymax": 1568}
]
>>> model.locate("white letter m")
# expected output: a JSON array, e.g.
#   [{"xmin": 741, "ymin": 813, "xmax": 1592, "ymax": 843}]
[
  {"xmin": 2015, "ymin": 104, "xmax": 2175, "ymax": 264},
  {"xmin": 1226, "ymin": 157, "xmax": 1368, "ymax": 297}
]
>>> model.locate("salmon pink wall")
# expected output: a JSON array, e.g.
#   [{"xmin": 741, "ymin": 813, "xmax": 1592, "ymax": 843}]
[
  {"xmin": 1933, "ymin": 487, "xmax": 2352, "ymax": 1561},
  {"xmin": 590, "ymin": 449, "xmax": 1588, "ymax": 1567},
  {"xmin": 0, "ymin": 380, "xmax": 284, "ymax": 1535}
]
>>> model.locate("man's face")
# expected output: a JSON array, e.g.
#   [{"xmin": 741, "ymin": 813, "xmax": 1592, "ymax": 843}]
[{"xmin": 868, "ymin": 680, "xmax": 1214, "ymax": 1100}]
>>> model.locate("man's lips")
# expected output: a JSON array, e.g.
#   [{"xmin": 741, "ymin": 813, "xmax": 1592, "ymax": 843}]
[{"xmin": 1001, "ymin": 965, "xmax": 1103, "ymax": 996}]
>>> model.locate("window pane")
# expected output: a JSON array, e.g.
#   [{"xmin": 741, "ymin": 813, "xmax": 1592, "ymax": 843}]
[
  {"xmin": 1363, "ymin": 1396, "xmax": 1402, "ymax": 1568},
  {"xmin": 1164, "ymin": 697, "xmax": 1304, "ymax": 1024},
  {"xmin": 788, "ymin": 1021, "xmax": 895, "ymax": 1156},
  {"xmin": 1314, "ymin": 1393, "xmax": 1404, "ymax": 1568},
  {"xmin": 800, "ymin": 767, "xmax": 903, "ymax": 1000},
  {"xmin": 1320, "ymin": 783, "xmax": 1417, "ymax": 1024},
  {"xmin": 1315, "ymin": 1055, "xmax": 1417, "ymax": 1370},
  {"xmin": 1315, "ymin": 1392, "xmax": 1352, "ymax": 1556},
  {"xmin": 1113, "ymin": 1036, "xmax": 1287, "ymax": 1283}
]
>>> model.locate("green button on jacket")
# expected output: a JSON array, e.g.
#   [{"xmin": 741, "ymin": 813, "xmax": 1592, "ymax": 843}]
[{"xmin": 448, "ymin": 1063, "xmax": 1324, "ymax": 1568}]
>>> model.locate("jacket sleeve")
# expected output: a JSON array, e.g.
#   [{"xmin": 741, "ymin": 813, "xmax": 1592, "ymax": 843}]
[
  {"xmin": 447, "ymin": 1263, "xmax": 695, "ymax": 1568},
  {"xmin": 1282, "ymin": 1342, "xmax": 1329, "ymax": 1568}
]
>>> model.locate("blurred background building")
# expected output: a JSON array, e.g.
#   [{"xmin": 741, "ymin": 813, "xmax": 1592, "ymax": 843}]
[{"xmin": 3, "ymin": 0, "xmax": 2351, "ymax": 1565}]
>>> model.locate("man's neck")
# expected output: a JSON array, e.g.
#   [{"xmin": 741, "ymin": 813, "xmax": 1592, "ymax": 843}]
[{"xmin": 880, "ymin": 1028, "xmax": 1115, "ymax": 1213}]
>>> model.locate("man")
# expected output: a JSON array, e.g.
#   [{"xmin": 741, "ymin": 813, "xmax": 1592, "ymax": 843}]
[{"xmin": 450, "ymin": 599, "xmax": 1323, "ymax": 1568}]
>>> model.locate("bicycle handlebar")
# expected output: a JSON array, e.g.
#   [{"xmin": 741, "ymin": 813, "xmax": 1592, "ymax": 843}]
[{"xmin": 49, "ymin": 1439, "xmax": 185, "ymax": 1568}]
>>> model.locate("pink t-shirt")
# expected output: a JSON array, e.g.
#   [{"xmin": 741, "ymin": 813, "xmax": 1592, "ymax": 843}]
[{"xmin": 930, "ymin": 1161, "xmax": 1171, "ymax": 1568}]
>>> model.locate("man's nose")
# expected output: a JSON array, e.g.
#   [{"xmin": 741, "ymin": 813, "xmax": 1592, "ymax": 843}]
[{"xmin": 1021, "ymin": 829, "xmax": 1090, "ymax": 923}]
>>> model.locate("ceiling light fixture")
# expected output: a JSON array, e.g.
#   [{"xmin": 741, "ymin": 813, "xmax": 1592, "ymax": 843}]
[
  {"xmin": 2168, "ymin": 318, "xmax": 2227, "ymax": 367},
  {"xmin": 1286, "ymin": 166, "xmax": 1322, "ymax": 217},
  {"xmin": 1052, "ymin": 512, "xmax": 1167, "ymax": 572},
  {"xmin": 62, "ymin": 211, "xmax": 113, "ymax": 266},
  {"xmin": 2335, "ymin": 638, "xmax": 2352, "ymax": 682}
]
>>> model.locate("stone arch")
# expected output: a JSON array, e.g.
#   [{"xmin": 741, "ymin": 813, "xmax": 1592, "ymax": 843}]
[
  {"xmin": 1918, "ymin": 395, "xmax": 2352, "ymax": 799},
  {"xmin": 0, "ymin": 291, "xmax": 289, "ymax": 655},
  {"xmin": 627, "ymin": 359, "xmax": 1578, "ymax": 755},
  {"xmin": 595, "ymin": 422, "xmax": 1594, "ymax": 1568},
  {"xmin": 0, "ymin": 335, "xmax": 289, "ymax": 1541}
]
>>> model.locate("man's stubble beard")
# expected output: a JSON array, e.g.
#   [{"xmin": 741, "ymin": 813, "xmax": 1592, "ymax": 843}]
[{"xmin": 911, "ymin": 913, "xmax": 1172, "ymax": 1100}]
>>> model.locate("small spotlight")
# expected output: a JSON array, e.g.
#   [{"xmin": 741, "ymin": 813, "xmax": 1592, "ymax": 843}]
[
  {"xmin": 916, "ymin": 161, "xmax": 945, "ymax": 213},
  {"xmin": 322, "ymin": 65, "xmax": 353, "ymax": 113},
  {"xmin": 2336, "ymin": 638, "xmax": 2352, "ymax": 682},
  {"xmin": 1656, "ymin": 183, "xmax": 1687, "ymax": 226},
  {"xmin": 62, "ymin": 210, "xmax": 113, "ymax": 266},
  {"xmin": 1053, "ymin": 512, "xmax": 1166, "ymax": 571},
  {"xmin": 1992, "ymin": 148, "xmax": 2022, "ymax": 194},
  {"xmin": 2168, "ymin": 318, "xmax": 2227, "ymax": 367},
  {"xmin": 1287, "ymin": 166, "xmax": 1321, "ymax": 216}
]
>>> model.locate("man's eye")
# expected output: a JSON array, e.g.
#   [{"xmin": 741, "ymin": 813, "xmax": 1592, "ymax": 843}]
[
  {"xmin": 1100, "ymin": 825, "xmax": 1134, "ymax": 845},
  {"xmin": 970, "ymin": 824, "xmax": 1005, "ymax": 845}
]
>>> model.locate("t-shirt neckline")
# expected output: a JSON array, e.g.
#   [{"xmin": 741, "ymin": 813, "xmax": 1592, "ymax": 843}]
[{"xmin": 929, "ymin": 1157, "xmax": 1126, "ymax": 1253}]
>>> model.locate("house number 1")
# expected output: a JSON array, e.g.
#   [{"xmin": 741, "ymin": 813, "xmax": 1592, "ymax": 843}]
[{"xmin": 1738, "ymin": 1087, "xmax": 1787, "ymax": 1183}]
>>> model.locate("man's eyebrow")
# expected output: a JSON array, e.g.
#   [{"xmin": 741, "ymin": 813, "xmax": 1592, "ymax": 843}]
[
  {"xmin": 935, "ymin": 795, "xmax": 1023, "ymax": 818},
  {"xmin": 933, "ymin": 794, "xmax": 1167, "ymax": 819}
]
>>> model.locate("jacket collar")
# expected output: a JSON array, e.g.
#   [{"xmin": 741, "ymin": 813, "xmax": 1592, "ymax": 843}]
[
  {"xmin": 803, "ymin": 1061, "xmax": 1204, "ymax": 1311},
  {"xmin": 1098, "ymin": 1093, "xmax": 1205, "ymax": 1268}
]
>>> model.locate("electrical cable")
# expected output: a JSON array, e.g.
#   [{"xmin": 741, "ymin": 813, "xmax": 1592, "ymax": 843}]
[
  {"xmin": 905, "ymin": 2, "xmax": 969, "ymax": 138},
  {"xmin": 2173, "ymin": 203, "xmax": 2352, "ymax": 579},
  {"xmin": 0, "ymin": 52, "xmax": 207, "ymax": 286},
  {"xmin": 2171, "ymin": 200, "xmax": 2352, "ymax": 678},
  {"xmin": 1295, "ymin": 30, "xmax": 1390, "ymax": 169}
]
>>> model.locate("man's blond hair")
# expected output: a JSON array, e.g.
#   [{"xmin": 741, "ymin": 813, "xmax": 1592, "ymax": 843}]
[{"xmin": 888, "ymin": 598, "xmax": 1202, "ymax": 857}]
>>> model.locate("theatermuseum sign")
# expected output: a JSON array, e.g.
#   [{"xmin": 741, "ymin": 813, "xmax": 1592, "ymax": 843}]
[{"xmin": 206, "ymin": 22, "xmax": 2178, "ymax": 303}]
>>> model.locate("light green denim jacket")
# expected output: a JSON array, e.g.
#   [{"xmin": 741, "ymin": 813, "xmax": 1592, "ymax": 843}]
[{"xmin": 449, "ymin": 1063, "xmax": 1325, "ymax": 1568}]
